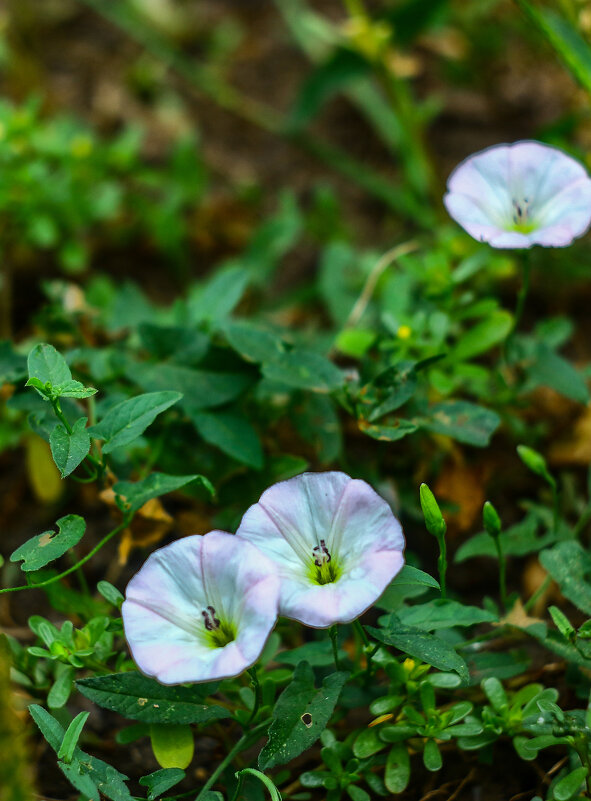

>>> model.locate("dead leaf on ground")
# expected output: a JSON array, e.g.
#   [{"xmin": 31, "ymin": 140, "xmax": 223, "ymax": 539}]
[{"xmin": 549, "ymin": 404, "xmax": 591, "ymax": 466}]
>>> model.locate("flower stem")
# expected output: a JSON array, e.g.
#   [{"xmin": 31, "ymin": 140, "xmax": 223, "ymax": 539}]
[
  {"xmin": 329, "ymin": 625, "xmax": 340, "ymax": 670},
  {"xmin": 505, "ymin": 250, "xmax": 531, "ymax": 360},
  {"xmin": 492, "ymin": 535, "xmax": 507, "ymax": 610},
  {"xmin": 196, "ymin": 719, "xmax": 270, "ymax": 800},
  {"xmin": 353, "ymin": 619, "xmax": 375, "ymax": 679},
  {"xmin": 437, "ymin": 531, "xmax": 447, "ymax": 601},
  {"xmin": 246, "ymin": 666, "xmax": 262, "ymax": 725}
]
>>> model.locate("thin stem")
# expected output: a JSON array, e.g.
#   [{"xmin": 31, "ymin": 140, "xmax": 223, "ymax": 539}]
[
  {"xmin": 246, "ymin": 666, "xmax": 262, "ymax": 726},
  {"xmin": 340, "ymin": 240, "xmax": 419, "ymax": 333},
  {"xmin": 329, "ymin": 626, "xmax": 340, "ymax": 670},
  {"xmin": 197, "ymin": 719, "xmax": 270, "ymax": 800},
  {"xmin": 523, "ymin": 574, "xmax": 552, "ymax": 613},
  {"xmin": 353, "ymin": 619, "xmax": 375, "ymax": 679},
  {"xmin": 505, "ymin": 250, "xmax": 531, "ymax": 361},
  {"xmin": 437, "ymin": 532, "xmax": 447, "ymax": 601},
  {"xmin": 573, "ymin": 504, "xmax": 591, "ymax": 538},
  {"xmin": 492, "ymin": 536, "xmax": 507, "ymax": 610},
  {"xmin": 0, "ymin": 516, "xmax": 131, "ymax": 595},
  {"xmin": 1, "ymin": 256, "xmax": 12, "ymax": 339}
]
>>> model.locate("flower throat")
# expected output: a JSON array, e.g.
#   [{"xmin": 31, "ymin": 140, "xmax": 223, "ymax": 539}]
[
  {"xmin": 202, "ymin": 606, "xmax": 236, "ymax": 648},
  {"xmin": 308, "ymin": 540, "xmax": 341, "ymax": 585}
]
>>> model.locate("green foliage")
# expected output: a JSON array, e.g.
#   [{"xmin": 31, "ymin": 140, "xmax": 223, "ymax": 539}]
[
  {"xmin": 258, "ymin": 663, "xmax": 348, "ymax": 770},
  {"xmin": 10, "ymin": 515, "xmax": 85, "ymax": 572},
  {"xmin": 76, "ymin": 672, "xmax": 230, "ymax": 724}
]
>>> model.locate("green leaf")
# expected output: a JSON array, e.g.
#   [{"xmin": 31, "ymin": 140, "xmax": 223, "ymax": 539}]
[
  {"xmin": 423, "ymin": 739, "xmax": 442, "ymax": 772},
  {"xmin": 139, "ymin": 768, "xmax": 186, "ymax": 800},
  {"xmin": 188, "ymin": 265, "xmax": 250, "ymax": 324},
  {"xmin": 28, "ymin": 343, "xmax": 71, "ymax": 388},
  {"xmin": 553, "ymin": 766, "xmax": 588, "ymax": 801},
  {"xmin": 113, "ymin": 472, "xmax": 214, "ymax": 513},
  {"xmin": 385, "ymin": 742, "xmax": 410, "ymax": 794},
  {"xmin": 516, "ymin": 0, "xmax": 591, "ymax": 95},
  {"xmin": 52, "ymin": 379, "xmax": 97, "ymax": 399},
  {"xmin": 48, "ymin": 665, "xmax": 75, "ymax": 709},
  {"xmin": 527, "ymin": 344, "xmax": 589, "ymax": 404},
  {"xmin": 396, "ymin": 600, "xmax": 497, "ymax": 631},
  {"xmin": 288, "ymin": 47, "xmax": 370, "ymax": 131},
  {"xmin": 450, "ymin": 311, "xmax": 513, "ymax": 362},
  {"xmin": 335, "ymin": 329, "xmax": 376, "ymax": 358},
  {"xmin": 540, "ymin": 541, "xmax": 591, "ymax": 615},
  {"xmin": 190, "ymin": 410, "xmax": 263, "ymax": 469},
  {"xmin": 262, "ymin": 350, "xmax": 344, "ymax": 393},
  {"xmin": 88, "ymin": 391, "xmax": 182, "ymax": 453},
  {"xmin": 133, "ymin": 364, "xmax": 253, "ymax": 411},
  {"xmin": 481, "ymin": 677, "xmax": 507, "ymax": 712},
  {"xmin": 76, "ymin": 672, "xmax": 229, "ymax": 725},
  {"xmin": 353, "ymin": 727, "xmax": 386, "ymax": 759},
  {"xmin": 258, "ymin": 662, "xmax": 348, "ymax": 770},
  {"xmin": 138, "ymin": 324, "xmax": 209, "ymax": 364},
  {"xmin": 58, "ymin": 711, "xmax": 89, "ymax": 763},
  {"xmin": 30, "ymin": 705, "xmax": 132, "ymax": 801},
  {"xmin": 29, "ymin": 703, "xmax": 65, "ymax": 751},
  {"xmin": 235, "ymin": 768, "xmax": 283, "ymax": 801},
  {"xmin": 389, "ymin": 565, "xmax": 440, "ymax": 590},
  {"xmin": 150, "ymin": 723, "xmax": 194, "ymax": 770},
  {"xmin": 50, "ymin": 417, "xmax": 91, "ymax": 477},
  {"xmin": 359, "ymin": 418, "xmax": 418, "ymax": 442},
  {"xmin": 367, "ymin": 619, "xmax": 469, "ymax": 682},
  {"xmin": 11, "ymin": 515, "xmax": 86, "ymax": 572},
  {"xmin": 421, "ymin": 401, "xmax": 500, "ymax": 447},
  {"xmin": 0, "ymin": 341, "xmax": 27, "ymax": 384},
  {"xmin": 97, "ymin": 580, "xmax": 124, "ymax": 608},
  {"xmin": 223, "ymin": 320, "xmax": 285, "ymax": 364},
  {"xmin": 58, "ymin": 760, "xmax": 100, "ymax": 801}
]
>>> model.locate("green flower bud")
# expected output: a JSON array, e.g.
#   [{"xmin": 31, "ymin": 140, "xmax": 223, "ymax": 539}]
[
  {"xmin": 483, "ymin": 501, "xmax": 501, "ymax": 539},
  {"xmin": 517, "ymin": 445, "xmax": 555, "ymax": 487},
  {"xmin": 419, "ymin": 483, "xmax": 446, "ymax": 538}
]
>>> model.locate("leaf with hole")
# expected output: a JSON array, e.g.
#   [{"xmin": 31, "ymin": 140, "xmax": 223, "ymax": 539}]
[{"xmin": 10, "ymin": 515, "xmax": 86, "ymax": 572}]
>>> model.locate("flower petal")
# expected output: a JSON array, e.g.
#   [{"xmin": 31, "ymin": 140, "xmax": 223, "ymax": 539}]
[
  {"xmin": 445, "ymin": 140, "xmax": 591, "ymax": 248},
  {"xmin": 236, "ymin": 472, "xmax": 405, "ymax": 627},
  {"xmin": 122, "ymin": 532, "xmax": 279, "ymax": 684}
]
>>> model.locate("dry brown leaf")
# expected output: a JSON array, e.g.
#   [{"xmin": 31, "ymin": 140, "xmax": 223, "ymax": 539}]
[
  {"xmin": 549, "ymin": 404, "xmax": 591, "ymax": 466},
  {"xmin": 501, "ymin": 598, "xmax": 545, "ymax": 630},
  {"xmin": 434, "ymin": 458, "xmax": 486, "ymax": 534}
]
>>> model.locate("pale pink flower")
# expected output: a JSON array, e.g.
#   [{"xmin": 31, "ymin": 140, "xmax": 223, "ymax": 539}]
[
  {"xmin": 122, "ymin": 532, "xmax": 279, "ymax": 685},
  {"xmin": 236, "ymin": 472, "xmax": 405, "ymax": 628},
  {"xmin": 444, "ymin": 141, "xmax": 591, "ymax": 248}
]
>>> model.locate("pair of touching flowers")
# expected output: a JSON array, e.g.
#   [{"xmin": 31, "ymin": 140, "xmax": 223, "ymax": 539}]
[{"xmin": 122, "ymin": 472, "xmax": 405, "ymax": 685}]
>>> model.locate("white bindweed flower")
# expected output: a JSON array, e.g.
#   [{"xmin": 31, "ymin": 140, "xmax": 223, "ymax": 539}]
[
  {"xmin": 122, "ymin": 531, "xmax": 280, "ymax": 685},
  {"xmin": 444, "ymin": 141, "xmax": 591, "ymax": 248},
  {"xmin": 236, "ymin": 472, "xmax": 405, "ymax": 628}
]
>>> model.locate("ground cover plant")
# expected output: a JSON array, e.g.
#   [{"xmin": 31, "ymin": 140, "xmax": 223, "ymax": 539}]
[{"xmin": 4, "ymin": 0, "xmax": 591, "ymax": 799}]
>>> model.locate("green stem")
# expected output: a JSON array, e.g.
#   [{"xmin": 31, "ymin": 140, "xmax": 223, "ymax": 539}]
[
  {"xmin": 437, "ymin": 532, "xmax": 447, "ymax": 601},
  {"xmin": 353, "ymin": 619, "xmax": 374, "ymax": 679},
  {"xmin": 246, "ymin": 666, "xmax": 262, "ymax": 726},
  {"xmin": 573, "ymin": 504, "xmax": 591, "ymax": 538},
  {"xmin": 523, "ymin": 574, "xmax": 552, "ymax": 613},
  {"xmin": 0, "ymin": 516, "xmax": 131, "ymax": 595},
  {"xmin": 197, "ymin": 720, "xmax": 270, "ymax": 800},
  {"xmin": 505, "ymin": 251, "xmax": 531, "ymax": 361},
  {"xmin": 329, "ymin": 626, "xmax": 340, "ymax": 670},
  {"xmin": 492, "ymin": 535, "xmax": 507, "ymax": 610}
]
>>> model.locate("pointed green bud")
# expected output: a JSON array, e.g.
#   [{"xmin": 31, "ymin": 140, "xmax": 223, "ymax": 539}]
[
  {"xmin": 517, "ymin": 445, "xmax": 555, "ymax": 488},
  {"xmin": 419, "ymin": 483, "xmax": 446, "ymax": 538},
  {"xmin": 549, "ymin": 606, "xmax": 575, "ymax": 642},
  {"xmin": 483, "ymin": 501, "xmax": 501, "ymax": 539}
]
